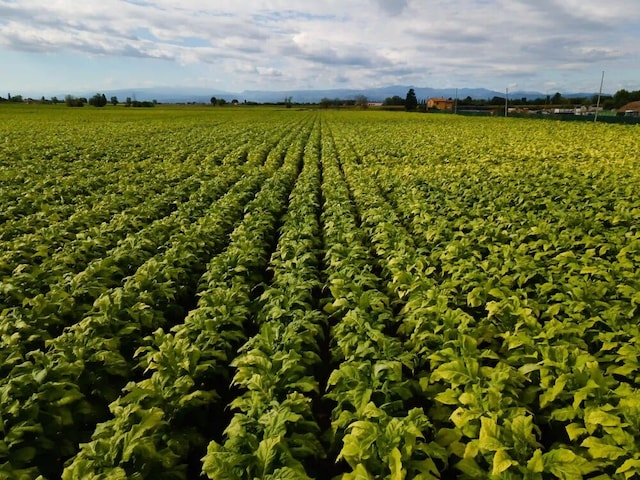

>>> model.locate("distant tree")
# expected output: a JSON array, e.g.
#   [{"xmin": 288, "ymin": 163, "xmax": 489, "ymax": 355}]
[
  {"xmin": 405, "ymin": 88, "xmax": 418, "ymax": 111},
  {"xmin": 65, "ymin": 95, "xmax": 85, "ymax": 107},
  {"xmin": 355, "ymin": 94, "xmax": 368, "ymax": 109},
  {"xmin": 551, "ymin": 92, "xmax": 564, "ymax": 105},
  {"xmin": 231, "ymin": 99, "xmax": 239, "ymax": 105},
  {"xmin": 284, "ymin": 96, "xmax": 293, "ymax": 108},
  {"xmin": 611, "ymin": 88, "xmax": 640, "ymax": 109},
  {"xmin": 89, "ymin": 93, "xmax": 108, "ymax": 107},
  {"xmin": 596, "ymin": 94, "xmax": 613, "ymax": 109},
  {"xmin": 613, "ymin": 89, "xmax": 632, "ymax": 108},
  {"xmin": 383, "ymin": 95, "xmax": 405, "ymax": 106},
  {"xmin": 110, "ymin": 96, "xmax": 118, "ymax": 106},
  {"xmin": 130, "ymin": 100, "xmax": 155, "ymax": 107},
  {"xmin": 460, "ymin": 95, "xmax": 474, "ymax": 105},
  {"xmin": 125, "ymin": 97, "xmax": 132, "ymax": 107},
  {"xmin": 218, "ymin": 98, "xmax": 227, "ymax": 106},
  {"xmin": 210, "ymin": 96, "xmax": 217, "ymax": 105},
  {"xmin": 51, "ymin": 96, "xmax": 59, "ymax": 104},
  {"xmin": 319, "ymin": 97, "xmax": 331, "ymax": 109}
]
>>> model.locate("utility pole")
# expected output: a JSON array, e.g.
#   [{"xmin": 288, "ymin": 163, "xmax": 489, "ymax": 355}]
[
  {"xmin": 594, "ymin": 71, "xmax": 605, "ymax": 123},
  {"xmin": 505, "ymin": 87, "xmax": 509, "ymax": 117},
  {"xmin": 454, "ymin": 88, "xmax": 458, "ymax": 114}
]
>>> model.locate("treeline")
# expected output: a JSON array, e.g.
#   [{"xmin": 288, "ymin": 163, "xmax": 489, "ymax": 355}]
[
  {"xmin": 605, "ymin": 89, "xmax": 640, "ymax": 109},
  {"xmin": 318, "ymin": 95, "xmax": 369, "ymax": 108},
  {"xmin": 380, "ymin": 90, "xmax": 640, "ymax": 110},
  {"xmin": 2, "ymin": 88, "xmax": 639, "ymax": 109},
  {"xmin": 317, "ymin": 90, "xmax": 420, "ymax": 110},
  {"xmin": 455, "ymin": 89, "xmax": 640, "ymax": 109},
  {"xmin": 64, "ymin": 94, "xmax": 109, "ymax": 107},
  {"xmin": 0, "ymin": 93, "xmax": 156, "ymax": 107},
  {"xmin": 0, "ymin": 94, "xmax": 26, "ymax": 103},
  {"xmin": 64, "ymin": 94, "xmax": 156, "ymax": 108}
]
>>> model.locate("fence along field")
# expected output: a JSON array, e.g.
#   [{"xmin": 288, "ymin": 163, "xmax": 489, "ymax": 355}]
[{"xmin": 0, "ymin": 105, "xmax": 639, "ymax": 479}]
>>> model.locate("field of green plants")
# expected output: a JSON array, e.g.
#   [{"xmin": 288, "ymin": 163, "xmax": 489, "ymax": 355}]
[{"xmin": 1, "ymin": 105, "xmax": 639, "ymax": 479}]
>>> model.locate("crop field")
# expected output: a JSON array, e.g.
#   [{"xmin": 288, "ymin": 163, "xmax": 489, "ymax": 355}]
[{"xmin": 1, "ymin": 105, "xmax": 639, "ymax": 479}]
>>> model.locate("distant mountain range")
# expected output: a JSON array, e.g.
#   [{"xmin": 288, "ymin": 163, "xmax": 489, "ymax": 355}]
[{"xmin": 56, "ymin": 85, "xmax": 603, "ymax": 104}]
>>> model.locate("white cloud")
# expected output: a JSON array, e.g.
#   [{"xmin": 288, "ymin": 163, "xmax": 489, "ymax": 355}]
[{"xmin": 0, "ymin": 0, "xmax": 639, "ymax": 92}]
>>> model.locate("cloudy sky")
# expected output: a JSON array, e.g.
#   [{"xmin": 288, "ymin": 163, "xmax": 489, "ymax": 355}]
[{"xmin": 1, "ymin": 0, "xmax": 639, "ymax": 96}]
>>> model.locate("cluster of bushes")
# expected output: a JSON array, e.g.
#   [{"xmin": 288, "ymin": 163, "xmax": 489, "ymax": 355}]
[
  {"xmin": 126, "ymin": 100, "xmax": 155, "ymax": 108},
  {"xmin": 64, "ymin": 94, "xmax": 107, "ymax": 107},
  {"xmin": 65, "ymin": 95, "xmax": 87, "ymax": 107}
]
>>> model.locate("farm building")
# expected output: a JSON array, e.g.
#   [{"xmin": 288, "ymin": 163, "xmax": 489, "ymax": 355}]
[
  {"xmin": 427, "ymin": 97, "xmax": 454, "ymax": 110},
  {"xmin": 618, "ymin": 101, "xmax": 640, "ymax": 117}
]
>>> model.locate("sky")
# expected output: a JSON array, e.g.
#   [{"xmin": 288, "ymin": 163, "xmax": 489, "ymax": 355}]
[{"xmin": 1, "ymin": 0, "xmax": 639, "ymax": 97}]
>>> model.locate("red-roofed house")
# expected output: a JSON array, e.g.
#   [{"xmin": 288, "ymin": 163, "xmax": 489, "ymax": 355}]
[
  {"xmin": 618, "ymin": 101, "xmax": 640, "ymax": 117},
  {"xmin": 427, "ymin": 97, "xmax": 454, "ymax": 111}
]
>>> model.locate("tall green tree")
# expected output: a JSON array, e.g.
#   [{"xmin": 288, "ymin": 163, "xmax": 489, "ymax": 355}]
[{"xmin": 405, "ymin": 88, "xmax": 418, "ymax": 111}]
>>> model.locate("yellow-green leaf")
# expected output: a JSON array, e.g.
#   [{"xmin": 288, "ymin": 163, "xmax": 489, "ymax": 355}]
[
  {"xmin": 389, "ymin": 447, "xmax": 405, "ymax": 480},
  {"xmin": 565, "ymin": 423, "xmax": 587, "ymax": 441},
  {"xmin": 527, "ymin": 449, "xmax": 544, "ymax": 473},
  {"xmin": 580, "ymin": 436, "xmax": 626, "ymax": 460},
  {"xmin": 492, "ymin": 449, "xmax": 517, "ymax": 475}
]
